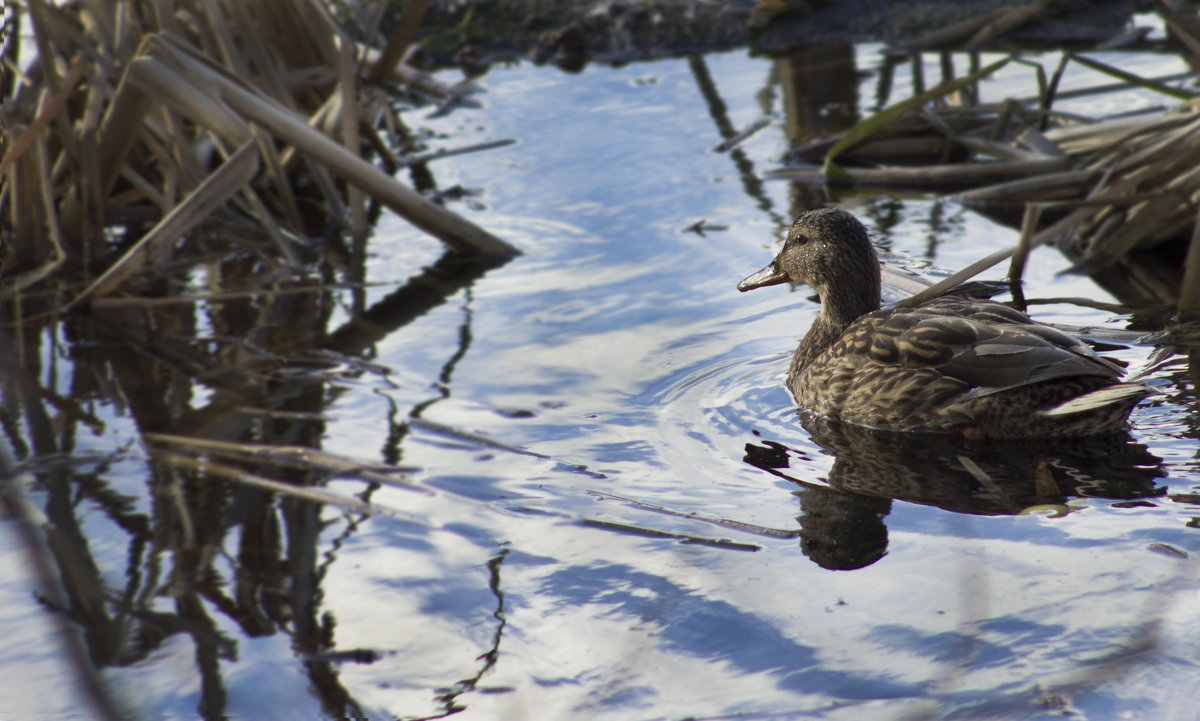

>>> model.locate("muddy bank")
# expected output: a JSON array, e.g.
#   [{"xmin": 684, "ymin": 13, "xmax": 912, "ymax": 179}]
[{"xmin": 389, "ymin": 0, "xmax": 1158, "ymax": 71}]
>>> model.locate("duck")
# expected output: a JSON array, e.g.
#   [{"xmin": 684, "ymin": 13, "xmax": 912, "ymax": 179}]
[{"xmin": 738, "ymin": 207, "xmax": 1153, "ymax": 439}]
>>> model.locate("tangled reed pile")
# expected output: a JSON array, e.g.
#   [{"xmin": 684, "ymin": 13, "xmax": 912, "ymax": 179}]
[
  {"xmin": 772, "ymin": 3, "xmax": 1200, "ymax": 320},
  {"xmin": 0, "ymin": 0, "xmax": 517, "ymax": 307}
]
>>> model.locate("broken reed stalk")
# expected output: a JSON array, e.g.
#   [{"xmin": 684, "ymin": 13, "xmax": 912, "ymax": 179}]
[
  {"xmin": 367, "ymin": 0, "xmax": 434, "ymax": 85},
  {"xmin": 1006, "ymin": 202, "xmax": 1044, "ymax": 285},
  {"xmin": 893, "ymin": 244, "xmax": 1016, "ymax": 310},
  {"xmin": 772, "ymin": 157, "xmax": 1071, "ymax": 188},
  {"xmin": 0, "ymin": 60, "xmax": 88, "ymax": 179},
  {"xmin": 1179, "ymin": 205, "xmax": 1200, "ymax": 321},
  {"xmin": 156, "ymin": 33, "xmax": 518, "ymax": 256}
]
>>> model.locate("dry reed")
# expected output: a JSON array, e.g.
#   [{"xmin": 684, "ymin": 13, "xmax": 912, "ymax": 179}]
[
  {"xmin": 0, "ymin": 0, "xmax": 518, "ymax": 303},
  {"xmin": 773, "ymin": 4, "xmax": 1200, "ymax": 322}
]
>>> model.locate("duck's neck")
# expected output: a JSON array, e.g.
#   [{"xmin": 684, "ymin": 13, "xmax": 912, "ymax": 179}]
[{"xmin": 792, "ymin": 282, "xmax": 880, "ymax": 372}]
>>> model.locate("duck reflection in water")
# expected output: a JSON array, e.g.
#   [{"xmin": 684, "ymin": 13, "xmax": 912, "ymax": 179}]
[{"xmin": 744, "ymin": 415, "xmax": 1165, "ymax": 571}]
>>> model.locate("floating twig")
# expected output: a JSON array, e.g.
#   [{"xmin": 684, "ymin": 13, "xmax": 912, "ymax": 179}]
[
  {"xmin": 409, "ymin": 417, "xmax": 608, "ymax": 479},
  {"xmin": 578, "ymin": 519, "xmax": 761, "ymax": 552},
  {"xmin": 401, "ymin": 138, "xmax": 517, "ymax": 166},
  {"xmin": 712, "ymin": 117, "xmax": 770, "ymax": 152},
  {"xmin": 589, "ymin": 490, "xmax": 799, "ymax": 539},
  {"xmin": 145, "ymin": 433, "xmax": 430, "ymax": 494},
  {"xmin": 156, "ymin": 452, "xmax": 416, "ymax": 519}
]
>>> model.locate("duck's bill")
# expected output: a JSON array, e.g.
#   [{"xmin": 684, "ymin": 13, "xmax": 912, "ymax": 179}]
[{"xmin": 737, "ymin": 261, "xmax": 790, "ymax": 292}]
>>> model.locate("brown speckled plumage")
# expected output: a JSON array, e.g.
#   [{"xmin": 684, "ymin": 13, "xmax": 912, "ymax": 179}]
[{"xmin": 739, "ymin": 208, "xmax": 1152, "ymax": 439}]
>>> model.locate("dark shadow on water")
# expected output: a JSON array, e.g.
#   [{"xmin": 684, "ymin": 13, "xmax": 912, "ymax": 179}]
[
  {"xmin": 745, "ymin": 414, "xmax": 1167, "ymax": 571},
  {"xmin": 538, "ymin": 562, "xmax": 928, "ymax": 702}
]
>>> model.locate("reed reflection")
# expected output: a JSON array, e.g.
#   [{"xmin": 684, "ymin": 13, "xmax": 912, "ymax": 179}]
[{"xmin": 0, "ymin": 237, "xmax": 510, "ymax": 720}]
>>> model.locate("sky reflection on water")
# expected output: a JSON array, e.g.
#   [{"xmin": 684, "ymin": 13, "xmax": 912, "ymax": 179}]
[{"xmin": 3, "ymin": 38, "xmax": 1200, "ymax": 721}]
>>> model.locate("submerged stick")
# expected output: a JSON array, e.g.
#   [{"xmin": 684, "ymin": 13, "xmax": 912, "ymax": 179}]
[
  {"xmin": 577, "ymin": 519, "xmax": 761, "ymax": 551},
  {"xmin": 408, "ymin": 417, "xmax": 607, "ymax": 480},
  {"xmin": 589, "ymin": 490, "xmax": 799, "ymax": 539},
  {"xmin": 957, "ymin": 456, "xmax": 1022, "ymax": 513},
  {"xmin": 401, "ymin": 138, "xmax": 517, "ymax": 166}
]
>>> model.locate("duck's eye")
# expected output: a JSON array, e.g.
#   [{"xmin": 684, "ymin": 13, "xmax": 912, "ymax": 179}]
[{"xmin": 793, "ymin": 233, "xmax": 808, "ymax": 245}]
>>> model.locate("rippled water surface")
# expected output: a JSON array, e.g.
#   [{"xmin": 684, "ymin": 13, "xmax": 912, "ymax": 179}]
[{"xmin": 4, "ymin": 39, "xmax": 1200, "ymax": 721}]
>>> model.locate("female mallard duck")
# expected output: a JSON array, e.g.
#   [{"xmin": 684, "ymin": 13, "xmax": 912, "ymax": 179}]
[{"xmin": 738, "ymin": 208, "xmax": 1152, "ymax": 439}]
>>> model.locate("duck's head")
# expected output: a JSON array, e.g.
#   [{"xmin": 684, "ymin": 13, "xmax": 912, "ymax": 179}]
[{"xmin": 737, "ymin": 208, "xmax": 881, "ymax": 318}]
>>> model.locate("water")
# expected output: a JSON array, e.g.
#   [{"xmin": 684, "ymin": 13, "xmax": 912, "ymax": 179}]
[{"xmin": 3, "ymin": 38, "xmax": 1200, "ymax": 721}]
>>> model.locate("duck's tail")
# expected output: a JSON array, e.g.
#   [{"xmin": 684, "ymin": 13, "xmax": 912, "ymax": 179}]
[{"xmin": 1040, "ymin": 383, "xmax": 1156, "ymax": 417}]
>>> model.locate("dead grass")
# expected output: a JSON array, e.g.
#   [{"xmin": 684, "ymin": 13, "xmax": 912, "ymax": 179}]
[
  {"xmin": 772, "ymin": 4, "xmax": 1200, "ymax": 320},
  {"xmin": 0, "ymin": 0, "xmax": 518, "ymax": 304}
]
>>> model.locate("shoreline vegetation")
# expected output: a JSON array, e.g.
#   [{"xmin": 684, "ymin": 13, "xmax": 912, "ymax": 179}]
[
  {"xmin": 1, "ymin": 0, "xmax": 519, "ymax": 307},
  {"xmin": 2, "ymin": 0, "xmax": 1197, "ymax": 314}
]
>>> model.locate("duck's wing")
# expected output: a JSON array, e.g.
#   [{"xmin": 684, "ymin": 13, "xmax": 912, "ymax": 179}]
[{"xmin": 863, "ymin": 298, "xmax": 1124, "ymax": 396}]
